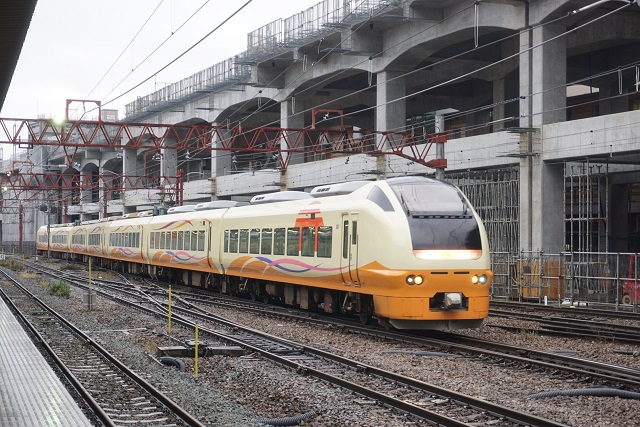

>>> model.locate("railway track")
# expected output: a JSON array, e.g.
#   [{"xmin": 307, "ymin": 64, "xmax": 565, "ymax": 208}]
[
  {"xmin": 20, "ymin": 259, "xmax": 640, "ymax": 425},
  {"xmin": 0, "ymin": 269, "xmax": 204, "ymax": 427},
  {"xmin": 488, "ymin": 308, "xmax": 640, "ymax": 345},
  {"xmin": 22, "ymin": 260, "xmax": 568, "ymax": 426},
  {"xmin": 25, "ymin": 259, "xmax": 640, "ymax": 388},
  {"xmin": 165, "ymin": 287, "xmax": 640, "ymax": 390},
  {"xmin": 491, "ymin": 300, "xmax": 640, "ymax": 321},
  {"xmin": 156, "ymin": 294, "xmax": 569, "ymax": 426}
]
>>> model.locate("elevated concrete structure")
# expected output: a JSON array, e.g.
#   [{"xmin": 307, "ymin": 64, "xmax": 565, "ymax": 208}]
[{"xmin": 3, "ymin": 0, "xmax": 640, "ymax": 262}]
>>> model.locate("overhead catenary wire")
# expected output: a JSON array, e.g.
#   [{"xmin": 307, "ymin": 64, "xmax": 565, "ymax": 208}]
[
  {"xmin": 15, "ymin": 0, "xmax": 640, "ymax": 189},
  {"xmin": 100, "ymin": 0, "xmax": 253, "ymax": 109},
  {"xmin": 85, "ymin": 0, "xmax": 166, "ymax": 100},
  {"xmin": 99, "ymin": 0, "xmax": 212, "ymax": 104}
]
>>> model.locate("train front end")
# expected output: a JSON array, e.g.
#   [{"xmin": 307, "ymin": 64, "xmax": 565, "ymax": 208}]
[{"xmin": 365, "ymin": 177, "xmax": 492, "ymax": 330}]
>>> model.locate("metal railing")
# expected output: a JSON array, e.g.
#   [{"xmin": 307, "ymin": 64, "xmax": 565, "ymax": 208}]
[
  {"xmin": 125, "ymin": 0, "xmax": 395, "ymax": 119},
  {"xmin": 490, "ymin": 251, "xmax": 640, "ymax": 308}
]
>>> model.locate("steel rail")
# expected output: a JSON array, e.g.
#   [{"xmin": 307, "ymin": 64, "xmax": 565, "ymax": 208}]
[{"xmin": 0, "ymin": 269, "xmax": 205, "ymax": 427}]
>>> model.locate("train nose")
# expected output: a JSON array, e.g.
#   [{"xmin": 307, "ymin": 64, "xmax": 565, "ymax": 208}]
[{"xmin": 444, "ymin": 292, "xmax": 463, "ymax": 309}]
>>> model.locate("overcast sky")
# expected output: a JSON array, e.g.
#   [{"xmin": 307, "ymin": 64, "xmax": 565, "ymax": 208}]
[{"xmin": 1, "ymin": 0, "xmax": 319, "ymax": 122}]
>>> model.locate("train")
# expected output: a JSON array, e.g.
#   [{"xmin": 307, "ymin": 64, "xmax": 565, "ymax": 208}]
[{"xmin": 36, "ymin": 176, "xmax": 493, "ymax": 330}]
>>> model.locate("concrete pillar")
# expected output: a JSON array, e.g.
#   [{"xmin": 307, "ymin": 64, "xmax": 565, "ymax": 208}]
[
  {"xmin": 532, "ymin": 25, "xmax": 566, "ymax": 126},
  {"xmin": 519, "ymin": 23, "xmax": 567, "ymax": 253},
  {"xmin": 492, "ymin": 79, "xmax": 506, "ymax": 131},
  {"xmin": 162, "ymin": 147, "xmax": 177, "ymax": 185},
  {"xmin": 122, "ymin": 148, "xmax": 137, "ymax": 214},
  {"xmin": 211, "ymin": 123, "xmax": 233, "ymax": 178},
  {"xmin": 376, "ymin": 71, "xmax": 406, "ymax": 176},
  {"xmin": 280, "ymin": 97, "xmax": 306, "ymax": 167}
]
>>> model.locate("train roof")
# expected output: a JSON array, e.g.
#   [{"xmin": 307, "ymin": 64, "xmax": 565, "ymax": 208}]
[
  {"xmin": 194, "ymin": 200, "xmax": 246, "ymax": 211},
  {"xmin": 310, "ymin": 181, "xmax": 371, "ymax": 198},
  {"xmin": 167, "ymin": 205, "xmax": 197, "ymax": 214},
  {"xmin": 250, "ymin": 191, "xmax": 312, "ymax": 205}
]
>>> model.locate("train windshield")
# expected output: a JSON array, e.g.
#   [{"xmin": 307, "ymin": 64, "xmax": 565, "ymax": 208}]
[{"xmin": 388, "ymin": 178, "xmax": 481, "ymax": 252}]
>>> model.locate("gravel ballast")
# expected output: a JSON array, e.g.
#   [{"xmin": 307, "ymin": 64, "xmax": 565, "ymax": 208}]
[{"xmin": 5, "ymin": 267, "xmax": 640, "ymax": 426}]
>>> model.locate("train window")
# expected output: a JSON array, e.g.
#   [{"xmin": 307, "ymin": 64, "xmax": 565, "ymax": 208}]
[
  {"xmin": 170, "ymin": 232, "xmax": 177, "ymax": 250},
  {"xmin": 183, "ymin": 231, "xmax": 190, "ymax": 251},
  {"xmin": 191, "ymin": 231, "xmax": 198, "ymax": 251},
  {"xmin": 229, "ymin": 229, "xmax": 239, "ymax": 253},
  {"xmin": 367, "ymin": 186, "xmax": 394, "ymax": 212},
  {"xmin": 159, "ymin": 232, "xmax": 165, "ymax": 249},
  {"xmin": 249, "ymin": 229, "xmax": 260, "ymax": 254},
  {"xmin": 287, "ymin": 227, "xmax": 300, "ymax": 256},
  {"xmin": 224, "ymin": 230, "xmax": 230, "ymax": 252},
  {"xmin": 239, "ymin": 229, "xmax": 249, "ymax": 253},
  {"xmin": 301, "ymin": 227, "xmax": 315, "ymax": 257},
  {"xmin": 150, "ymin": 232, "xmax": 155, "ymax": 249},
  {"xmin": 317, "ymin": 226, "xmax": 332, "ymax": 258},
  {"xmin": 351, "ymin": 221, "xmax": 357, "ymax": 245},
  {"xmin": 274, "ymin": 228, "xmax": 285, "ymax": 255},
  {"xmin": 198, "ymin": 231, "xmax": 205, "ymax": 251},
  {"xmin": 342, "ymin": 221, "xmax": 349, "ymax": 259},
  {"xmin": 261, "ymin": 228, "xmax": 272, "ymax": 254}
]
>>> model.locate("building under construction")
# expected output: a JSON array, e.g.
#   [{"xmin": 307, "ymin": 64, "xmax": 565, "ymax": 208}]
[{"xmin": 1, "ymin": 0, "xmax": 640, "ymax": 303}]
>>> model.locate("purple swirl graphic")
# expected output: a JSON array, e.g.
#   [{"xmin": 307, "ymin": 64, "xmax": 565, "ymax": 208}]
[
  {"xmin": 115, "ymin": 247, "xmax": 140, "ymax": 257},
  {"xmin": 165, "ymin": 251, "xmax": 207, "ymax": 262},
  {"xmin": 255, "ymin": 256, "xmax": 346, "ymax": 273}
]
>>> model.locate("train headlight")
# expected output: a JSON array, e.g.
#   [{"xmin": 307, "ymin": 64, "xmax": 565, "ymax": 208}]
[
  {"xmin": 406, "ymin": 275, "xmax": 424, "ymax": 285},
  {"xmin": 472, "ymin": 274, "xmax": 488, "ymax": 285}
]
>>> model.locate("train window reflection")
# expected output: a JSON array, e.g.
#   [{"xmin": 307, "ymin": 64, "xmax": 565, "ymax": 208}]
[
  {"xmin": 317, "ymin": 226, "xmax": 332, "ymax": 258},
  {"xmin": 274, "ymin": 228, "xmax": 285, "ymax": 255},
  {"xmin": 261, "ymin": 228, "xmax": 272, "ymax": 254},
  {"xmin": 198, "ymin": 230, "xmax": 205, "ymax": 251},
  {"xmin": 229, "ymin": 229, "xmax": 239, "ymax": 252},
  {"xmin": 287, "ymin": 227, "xmax": 300, "ymax": 256},
  {"xmin": 301, "ymin": 227, "xmax": 315, "ymax": 257},
  {"xmin": 250, "ymin": 229, "xmax": 260, "ymax": 254},
  {"xmin": 239, "ymin": 229, "xmax": 249, "ymax": 253},
  {"xmin": 342, "ymin": 221, "xmax": 349, "ymax": 259}
]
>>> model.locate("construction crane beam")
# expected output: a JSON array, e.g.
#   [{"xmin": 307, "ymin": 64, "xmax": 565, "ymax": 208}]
[{"xmin": 0, "ymin": 117, "xmax": 447, "ymax": 171}]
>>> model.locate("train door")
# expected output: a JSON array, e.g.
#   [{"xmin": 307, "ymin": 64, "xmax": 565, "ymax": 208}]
[{"xmin": 340, "ymin": 213, "xmax": 360, "ymax": 287}]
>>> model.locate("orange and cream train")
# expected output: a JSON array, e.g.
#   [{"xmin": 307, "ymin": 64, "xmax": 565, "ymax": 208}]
[{"xmin": 36, "ymin": 177, "xmax": 492, "ymax": 330}]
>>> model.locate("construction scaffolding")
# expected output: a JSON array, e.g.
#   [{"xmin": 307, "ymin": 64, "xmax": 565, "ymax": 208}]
[
  {"xmin": 448, "ymin": 168, "xmax": 520, "ymax": 298},
  {"xmin": 564, "ymin": 161, "xmax": 609, "ymax": 253}
]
